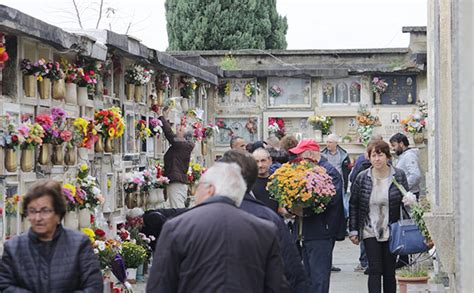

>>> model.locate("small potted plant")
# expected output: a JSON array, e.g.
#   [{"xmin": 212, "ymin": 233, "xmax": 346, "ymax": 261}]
[
  {"xmin": 396, "ymin": 261, "xmax": 430, "ymax": 293},
  {"xmin": 120, "ymin": 241, "xmax": 147, "ymax": 284}
]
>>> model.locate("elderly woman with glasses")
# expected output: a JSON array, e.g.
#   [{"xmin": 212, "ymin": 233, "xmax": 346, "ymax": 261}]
[{"xmin": 0, "ymin": 180, "xmax": 103, "ymax": 292}]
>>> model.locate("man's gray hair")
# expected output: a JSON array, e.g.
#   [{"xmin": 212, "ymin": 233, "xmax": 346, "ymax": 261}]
[
  {"xmin": 252, "ymin": 147, "xmax": 271, "ymax": 158},
  {"xmin": 327, "ymin": 133, "xmax": 340, "ymax": 142},
  {"xmin": 200, "ymin": 162, "xmax": 247, "ymax": 206}
]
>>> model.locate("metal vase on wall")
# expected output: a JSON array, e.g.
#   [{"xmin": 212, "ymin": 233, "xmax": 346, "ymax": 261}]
[
  {"xmin": 38, "ymin": 143, "xmax": 50, "ymax": 165},
  {"xmin": 4, "ymin": 148, "xmax": 17, "ymax": 172},
  {"xmin": 65, "ymin": 146, "xmax": 77, "ymax": 166},
  {"xmin": 52, "ymin": 79, "xmax": 66, "ymax": 100},
  {"xmin": 23, "ymin": 75, "xmax": 36, "ymax": 97},
  {"xmin": 20, "ymin": 148, "xmax": 34, "ymax": 172},
  {"xmin": 52, "ymin": 144, "xmax": 64, "ymax": 165},
  {"xmin": 38, "ymin": 78, "xmax": 51, "ymax": 99}
]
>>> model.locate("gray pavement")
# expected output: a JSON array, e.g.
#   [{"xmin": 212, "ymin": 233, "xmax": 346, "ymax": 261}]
[{"xmin": 330, "ymin": 239, "xmax": 367, "ymax": 293}]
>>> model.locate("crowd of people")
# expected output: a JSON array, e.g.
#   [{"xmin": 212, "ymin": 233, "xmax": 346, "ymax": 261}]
[{"xmin": 0, "ymin": 110, "xmax": 423, "ymax": 293}]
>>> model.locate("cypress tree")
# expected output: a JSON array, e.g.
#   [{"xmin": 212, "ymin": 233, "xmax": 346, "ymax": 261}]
[{"xmin": 165, "ymin": 0, "xmax": 288, "ymax": 50}]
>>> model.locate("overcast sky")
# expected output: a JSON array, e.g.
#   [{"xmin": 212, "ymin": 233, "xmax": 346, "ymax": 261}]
[{"xmin": 2, "ymin": 0, "xmax": 427, "ymax": 51}]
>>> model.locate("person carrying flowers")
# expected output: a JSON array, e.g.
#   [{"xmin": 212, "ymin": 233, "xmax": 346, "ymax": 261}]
[{"xmin": 280, "ymin": 139, "xmax": 345, "ymax": 293}]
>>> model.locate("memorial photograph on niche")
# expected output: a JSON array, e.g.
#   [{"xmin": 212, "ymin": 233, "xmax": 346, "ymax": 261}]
[
  {"xmin": 214, "ymin": 116, "xmax": 260, "ymax": 146},
  {"xmin": 372, "ymin": 75, "xmax": 417, "ymax": 105}
]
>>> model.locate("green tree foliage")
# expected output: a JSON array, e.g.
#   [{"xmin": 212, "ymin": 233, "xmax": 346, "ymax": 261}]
[{"xmin": 165, "ymin": 0, "xmax": 288, "ymax": 50}]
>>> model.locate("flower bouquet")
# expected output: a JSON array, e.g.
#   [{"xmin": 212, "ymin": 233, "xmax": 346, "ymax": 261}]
[
  {"xmin": 268, "ymin": 117, "xmax": 285, "ymax": 139},
  {"xmin": 371, "ymin": 77, "xmax": 388, "ymax": 94},
  {"xmin": 269, "ymin": 85, "xmax": 283, "ymax": 98},
  {"xmin": 77, "ymin": 164, "xmax": 104, "ymax": 210},
  {"xmin": 63, "ymin": 183, "xmax": 84, "ymax": 212},
  {"xmin": 356, "ymin": 105, "xmax": 381, "ymax": 146},
  {"xmin": 120, "ymin": 241, "xmax": 148, "ymax": 269},
  {"xmin": 308, "ymin": 115, "xmax": 333, "ymax": 135},
  {"xmin": 323, "ymin": 83, "xmax": 334, "ymax": 97},
  {"xmin": 180, "ymin": 76, "xmax": 197, "ymax": 99},
  {"xmin": 125, "ymin": 65, "xmax": 154, "ymax": 86},
  {"xmin": 245, "ymin": 81, "xmax": 260, "ymax": 97},
  {"xmin": 136, "ymin": 120, "xmax": 152, "ymax": 141},
  {"xmin": 187, "ymin": 161, "xmax": 205, "ymax": 186},
  {"xmin": 124, "ymin": 171, "xmax": 144, "ymax": 194},
  {"xmin": 75, "ymin": 67, "xmax": 98, "ymax": 89},
  {"xmin": 0, "ymin": 114, "xmax": 22, "ymax": 150},
  {"xmin": 20, "ymin": 59, "xmax": 40, "ymax": 77},
  {"xmin": 267, "ymin": 159, "xmax": 336, "ymax": 214},
  {"xmin": 401, "ymin": 114, "xmax": 426, "ymax": 135},
  {"xmin": 5, "ymin": 195, "xmax": 22, "ymax": 216},
  {"xmin": 17, "ymin": 122, "xmax": 45, "ymax": 150},
  {"xmin": 94, "ymin": 107, "xmax": 126, "ymax": 139},
  {"xmin": 149, "ymin": 118, "xmax": 163, "ymax": 138},
  {"xmin": 150, "ymin": 164, "xmax": 170, "ymax": 189}
]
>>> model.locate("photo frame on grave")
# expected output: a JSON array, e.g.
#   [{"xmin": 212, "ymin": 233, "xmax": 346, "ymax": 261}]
[
  {"xmin": 214, "ymin": 116, "xmax": 261, "ymax": 147},
  {"xmin": 267, "ymin": 77, "xmax": 311, "ymax": 108},
  {"xmin": 217, "ymin": 79, "xmax": 259, "ymax": 107}
]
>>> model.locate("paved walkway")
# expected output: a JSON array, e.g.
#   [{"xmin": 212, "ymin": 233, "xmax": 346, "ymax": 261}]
[
  {"xmin": 133, "ymin": 238, "xmax": 367, "ymax": 292},
  {"xmin": 330, "ymin": 238, "xmax": 367, "ymax": 292}
]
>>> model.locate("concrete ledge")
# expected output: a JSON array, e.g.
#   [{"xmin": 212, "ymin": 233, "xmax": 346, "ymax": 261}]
[{"xmin": 424, "ymin": 214, "xmax": 455, "ymax": 274}]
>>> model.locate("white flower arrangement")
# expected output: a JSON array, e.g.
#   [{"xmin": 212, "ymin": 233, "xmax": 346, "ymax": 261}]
[{"xmin": 125, "ymin": 64, "xmax": 154, "ymax": 86}]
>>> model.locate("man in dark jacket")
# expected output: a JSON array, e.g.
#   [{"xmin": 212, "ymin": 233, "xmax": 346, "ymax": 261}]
[
  {"xmin": 146, "ymin": 162, "xmax": 288, "ymax": 292},
  {"xmin": 144, "ymin": 150, "xmax": 309, "ymax": 292},
  {"xmin": 159, "ymin": 113, "xmax": 194, "ymax": 208},
  {"xmin": 251, "ymin": 147, "xmax": 279, "ymax": 213},
  {"xmin": 289, "ymin": 139, "xmax": 345, "ymax": 293}
]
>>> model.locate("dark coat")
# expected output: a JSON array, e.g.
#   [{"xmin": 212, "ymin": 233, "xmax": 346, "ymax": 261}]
[
  {"xmin": 241, "ymin": 193, "xmax": 309, "ymax": 293},
  {"xmin": 301, "ymin": 157, "xmax": 346, "ymax": 241},
  {"xmin": 159, "ymin": 116, "xmax": 195, "ymax": 184},
  {"xmin": 349, "ymin": 167, "xmax": 409, "ymax": 236},
  {"xmin": 0, "ymin": 226, "xmax": 103, "ymax": 293},
  {"xmin": 146, "ymin": 193, "xmax": 309, "ymax": 293},
  {"xmin": 321, "ymin": 145, "xmax": 352, "ymax": 193},
  {"xmin": 349, "ymin": 154, "xmax": 371, "ymax": 184},
  {"xmin": 146, "ymin": 196, "xmax": 289, "ymax": 293}
]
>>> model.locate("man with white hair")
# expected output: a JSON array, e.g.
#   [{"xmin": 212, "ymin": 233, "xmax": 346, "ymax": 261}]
[
  {"xmin": 321, "ymin": 134, "xmax": 351, "ymax": 195},
  {"xmin": 147, "ymin": 163, "xmax": 287, "ymax": 293}
]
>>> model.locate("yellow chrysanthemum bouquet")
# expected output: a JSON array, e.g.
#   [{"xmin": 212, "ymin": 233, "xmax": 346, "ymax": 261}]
[{"xmin": 267, "ymin": 159, "xmax": 336, "ymax": 214}]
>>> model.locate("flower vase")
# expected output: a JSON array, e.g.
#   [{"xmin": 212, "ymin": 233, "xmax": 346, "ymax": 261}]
[
  {"xmin": 95, "ymin": 136, "xmax": 104, "ymax": 153},
  {"xmin": 322, "ymin": 134, "xmax": 328, "ymax": 142},
  {"xmin": 104, "ymin": 137, "xmax": 114, "ymax": 153},
  {"xmin": 134, "ymin": 85, "xmax": 143, "ymax": 102},
  {"xmin": 38, "ymin": 143, "xmax": 50, "ymax": 165},
  {"xmin": 38, "ymin": 78, "xmax": 51, "ymax": 99},
  {"xmin": 78, "ymin": 209, "xmax": 91, "ymax": 228},
  {"xmin": 181, "ymin": 98, "xmax": 189, "ymax": 112},
  {"xmin": 78, "ymin": 147, "xmax": 89, "ymax": 161},
  {"xmin": 65, "ymin": 146, "xmax": 77, "ymax": 166},
  {"xmin": 52, "ymin": 79, "xmax": 66, "ymax": 100},
  {"xmin": 314, "ymin": 129, "xmax": 323, "ymax": 143},
  {"xmin": 4, "ymin": 148, "xmax": 17, "ymax": 172},
  {"xmin": 126, "ymin": 268, "xmax": 137, "ymax": 284},
  {"xmin": 65, "ymin": 82, "xmax": 77, "ymax": 104},
  {"xmin": 269, "ymin": 97, "xmax": 275, "ymax": 106},
  {"xmin": 374, "ymin": 92, "xmax": 382, "ymax": 104},
  {"xmin": 126, "ymin": 84, "xmax": 135, "ymax": 101},
  {"xmin": 20, "ymin": 148, "xmax": 34, "ymax": 172},
  {"xmin": 201, "ymin": 140, "xmax": 208, "ymax": 156},
  {"xmin": 136, "ymin": 264, "xmax": 145, "ymax": 282},
  {"xmin": 147, "ymin": 188, "xmax": 164, "ymax": 209},
  {"xmin": 64, "ymin": 211, "xmax": 79, "ymax": 230},
  {"xmin": 6, "ymin": 215, "xmax": 18, "ymax": 237},
  {"xmin": 413, "ymin": 132, "xmax": 424, "ymax": 144},
  {"xmin": 77, "ymin": 86, "xmax": 88, "ymax": 106},
  {"xmin": 52, "ymin": 144, "xmax": 64, "ymax": 165},
  {"xmin": 23, "ymin": 75, "xmax": 36, "ymax": 97},
  {"xmin": 157, "ymin": 90, "xmax": 164, "ymax": 106},
  {"xmin": 396, "ymin": 276, "xmax": 429, "ymax": 293}
]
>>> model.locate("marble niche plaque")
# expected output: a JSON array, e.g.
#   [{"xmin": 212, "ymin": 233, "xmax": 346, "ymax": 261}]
[
  {"xmin": 217, "ymin": 79, "xmax": 258, "ymax": 107},
  {"xmin": 215, "ymin": 117, "xmax": 260, "ymax": 146},
  {"xmin": 267, "ymin": 77, "xmax": 311, "ymax": 107}
]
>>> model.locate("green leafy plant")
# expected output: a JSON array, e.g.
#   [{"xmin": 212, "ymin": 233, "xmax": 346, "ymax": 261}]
[
  {"xmin": 219, "ymin": 54, "xmax": 237, "ymax": 70},
  {"xmin": 120, "ymin": 241, "xmax": 147, "ymax": 269},
  {"xmin": 397, "ymin": 267, "xmax": 428, "ymax": 278}
]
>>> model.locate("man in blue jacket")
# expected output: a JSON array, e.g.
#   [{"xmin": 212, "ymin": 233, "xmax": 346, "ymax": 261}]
[{"xmin": 288, "ymin": 139, "xmax": 345, "ymax": 293}]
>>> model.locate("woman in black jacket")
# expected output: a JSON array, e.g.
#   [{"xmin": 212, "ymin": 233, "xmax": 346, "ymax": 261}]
[
  {"xmin": 348, "ymin": 140, "xmax": 412, "ymax": 293},
  {"xmin": 0, "ymin": 180, "xmax": 103, "ymax": 293}
]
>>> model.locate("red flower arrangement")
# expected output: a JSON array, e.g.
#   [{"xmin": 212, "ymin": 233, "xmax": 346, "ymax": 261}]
[{"xmin": 268, "ymin": 117, "xmax": 285, "ymax": 139}]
